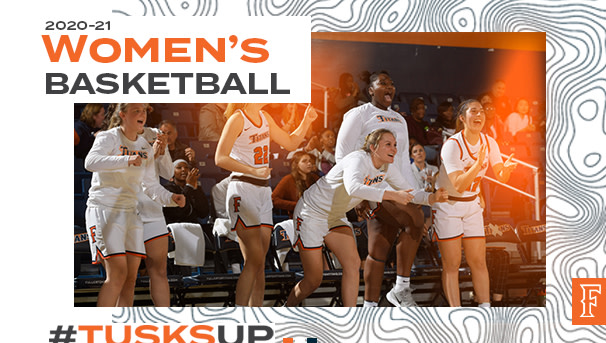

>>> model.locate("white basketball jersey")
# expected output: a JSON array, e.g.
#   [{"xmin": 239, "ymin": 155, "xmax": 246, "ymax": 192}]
[
  {"xmin": 437, "ymin": 131, "xmax": 502, "ymax": 197},
  {"xmin": 229, "ymin": 109, "xmax": 271, "ymax": 179}
]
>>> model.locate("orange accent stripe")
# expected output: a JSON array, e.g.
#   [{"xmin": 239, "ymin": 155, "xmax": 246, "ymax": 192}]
[
  {"xmin": 126, "ymin": 251, "xmax": 147, "ymax": 258},
  {"xmin": 447, "ymin": 137, "xmax": 463, "ymax": 159},
  {"xmin": 231, "ymin": 216, "xmax": 273, "ymax": 231},
  {"xmin": 295, "ymin": 237, "xmax": 322, "ymax": 251},
  {"xmin": 238, "ymin": 109, "xmax": 263, "ymax": 128},
  {"xmin": 144, "ymin": 232, "xmax": 170, "ymax": 244},
  {"xmin": 462, "ymin": 236, "xmax": 486, "ymax": 240}
]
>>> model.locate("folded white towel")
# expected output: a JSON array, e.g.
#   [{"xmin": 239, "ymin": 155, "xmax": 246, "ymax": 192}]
[
  {"xmin": 167, "ymin": 223, "xmax": 205, "ymax": 266},
  {"xmin": 212, "ymin": 218, "xmax": 238, "ymax": 242}
]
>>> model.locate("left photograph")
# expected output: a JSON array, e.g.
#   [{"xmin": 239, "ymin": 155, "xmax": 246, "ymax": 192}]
[{"xmin": 74, "ymin": 103, "xmax": 322, "ymax": 307}]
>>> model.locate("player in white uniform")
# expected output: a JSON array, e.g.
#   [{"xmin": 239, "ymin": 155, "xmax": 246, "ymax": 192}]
[
  {"xmin": 335, "ymin": 71, "xmax": 430, "ymax": 307},
  {"xmin": 434, "ymin": 99, "xmax": 517, "ymax": 307},
  {"xmin": 85, "ymin": 103, "xmax": 185, "ymax": 307},
  {"xmin": 286, "ymin": 129, "xmax": 447, "ymax": 307},
  {"xmin": 215, "ymin": 103, "xmax": 317, "ymax": 306}
]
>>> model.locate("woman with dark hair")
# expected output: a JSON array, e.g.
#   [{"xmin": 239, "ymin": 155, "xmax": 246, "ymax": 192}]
[
  {"xmin": 433, "ymin": 99, "xmax": 517, "ymax": 307},
  {"xmin": 336, "ymin": 71, "xmax": 436, "ymax": 308},
  {"xmin": 286, "ymin": 129, "xmax": 447, "ymax": 307},
  {"xmin": 504, "ymin": 98, "xmax": 535, "ymax": 137},
  {"xmin": 215, "ymin": 103, "xmax": 317, "ymax": 306},
  {"xmin": 431, "ymin": 101, "xmax": 456, "ymax": 143},
  {"xmin": 75, "ymin": 103, "xmax": 105, "ymax": 158},
  {"xmin": 272, "ymin": 151, "xmax": 320, "ymax": 218}
]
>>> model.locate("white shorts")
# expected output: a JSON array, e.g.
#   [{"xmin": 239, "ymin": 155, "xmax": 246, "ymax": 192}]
[
  {"xmin": 432, "ymin": 198, "xmax": 484, "ymax": 241},
  {"xmin": 292, "ymin": 200, "xmax": 352, "ymax": 251},
  {"xmin": 143, "ymin": 219, "xmax": 169, "ymax": 243},
  {"xmin": 226, "ymin": 180, "xmax": 273, "ymax": 231},
  {"xmin": 85, "ymin": 205, "xmax": 145, "ymax": 263}
]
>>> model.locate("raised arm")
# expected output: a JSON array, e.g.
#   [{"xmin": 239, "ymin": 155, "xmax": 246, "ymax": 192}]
[{"xmin": 266, "ymin": 104, "xmax": 318, "ymax": 151}]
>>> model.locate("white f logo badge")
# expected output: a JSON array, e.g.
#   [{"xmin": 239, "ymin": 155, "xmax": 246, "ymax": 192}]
[{"xmin": 580, "ymin": 284, "xmax": 602, "ymax": 318}]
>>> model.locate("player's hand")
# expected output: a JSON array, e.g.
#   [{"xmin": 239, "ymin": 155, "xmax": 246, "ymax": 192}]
[
  {"xmin": 433, "ymin": 188, "xmax": 448, "ymax": 203},
  {"xmin": 391, "ymin": 189, "xmax": 414, "ymax": 206},
  {"xmin": 252, "ymin": 166, "xmax": 271, "ymax": 179},
  {"xmin": 303, "ymin": 104, "xmax": 318, "ymax": 123},
  {"xmin": 503, "ymin": 153, "xmax": 518, "ymax": 173},
  {"xmin": 128, "ymin": 155, "xmax": 142, "ymax": 166},
  {"xmin": 186, "ymin": 168, "xmax": 200, "ymax": 188},
  {"xmin": 354, "ymin": 200, "xmax": 372, "ymax": 221},
  {"xmin": 476, "ymin": 144, "xmax": 487, "ymax": 167},
  {"xmin": 171, "ymin": 194, "xmax": 186, "ymax": 208},
  {"xmin": 152, "ymin": 133, "xmax": 167, "ymax": 158}
]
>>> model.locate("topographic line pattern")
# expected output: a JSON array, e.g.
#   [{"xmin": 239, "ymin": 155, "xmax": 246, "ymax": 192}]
[
  {"xmin": 112, "ymin": 0, "xmax": 218, "ymax": 16},
  {"xmin": 108, "ymin": 0, "xmax": 606, "ymax": 342}
]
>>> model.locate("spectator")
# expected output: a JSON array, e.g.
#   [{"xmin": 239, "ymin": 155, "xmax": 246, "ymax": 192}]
[
  {"xmin": 478, "ymin": 94, "xmax": 504, "ymax": 140},
  {"xmin": 430, "ymin": 101, "xmax": 456, "ymax": 143},
  {"xmin": 305, "ymin": 128, "xmax": 337, "ymax": 174},
  {"xmin": 490, "ymin": 80, "xmax": 512, "ymax": 121},
  {"xmin": 504, "ymin": 98, "xmax": 535, "ymax": 137},
  {"xmin": 330, "ymin": 72, "xmax": 365, "ymax": 129},
  {"xmin": 280, "ymin": 103, "xmax": 304, "ymax": 133},
  {"xmin": 75, "ymin": 103, "xmax": 105, "ymax": 158},
  {"xmin": 162, "ymin": 159, "xmax": 210, "ymax": 224},
  {"xmin": 272, "ymin": 151, "xmax": 320, "ymax": 218},
  {"xmin": 158, "ymin": 120, "xmax": 197, "ymax": 166},
  {"xmin": 404, "ymin": 97, "xmax": 430, "ymax": 146},
  {"xmin": 410, "ymin": 142, "xmax": 439, "ymax": 231},
  {"xmin": 198, "ymin": 103, "xmax": 228, "ymax": 141}
]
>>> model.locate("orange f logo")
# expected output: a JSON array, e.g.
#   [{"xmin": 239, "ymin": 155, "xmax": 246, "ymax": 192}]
[{"xmin": 581, "ymin": 284, "xmax": 602, "ymax": 318}]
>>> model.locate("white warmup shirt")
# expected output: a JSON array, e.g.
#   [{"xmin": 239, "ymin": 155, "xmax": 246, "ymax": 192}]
[
  {"xmin": 85, "ymin": 127, "xmax": 175, "ymax": 210},
  {"xmin": 335, "ymin": 102, "xmax": 417, "ymax": 189},
  {"xmin": 137, "ymin": 127, "xmax": 175, "ymax": 222},
  {"xmin": 302, "ymin": 150, "xmax": 429, "ymax": 221}
]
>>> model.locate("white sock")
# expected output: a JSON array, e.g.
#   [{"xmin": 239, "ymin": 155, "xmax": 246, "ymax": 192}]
[
  {"xmin": 363, "ymin": 300, "xmax": 378, "ymax": 307},
  {"xmin": 394, "ymin": 275, "xmax": 411, "ymax": 292},
  {"xmin": 478, "ymin": 302, "xmax": 491, "ymax": 308}
]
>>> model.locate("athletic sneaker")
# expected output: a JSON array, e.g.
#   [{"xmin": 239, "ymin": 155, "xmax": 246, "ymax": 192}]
[{"xmin": 386, "ymin": 287, "xmax": 418, "ymax": 307}]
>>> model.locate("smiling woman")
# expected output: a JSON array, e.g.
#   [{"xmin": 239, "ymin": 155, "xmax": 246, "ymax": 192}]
[
  {"xmin": 84, "ymin": 103, "xmax": 186, "ymax": 307},
  {"xmin": 285, "ymin": 129, "xmax": 447, "ymax": 307},
  {"xmin": 433, "ymin": 99, "xmax": 518, "ymax": 307}
]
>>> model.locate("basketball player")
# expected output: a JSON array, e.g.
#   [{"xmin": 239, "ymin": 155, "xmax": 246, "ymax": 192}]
[
  {"xmin": 336, "ymin": 71, "xmax": 428, "ymax": 307},
  {"xmin": 286, "ymin": 129, "xmax": 448, "ymax": 307},
  {"xmin": 434, "ymin": 99, "xmax": 517, "ymax": 307},
  {"xmin": 215, "ymin": 103, "xmax": 317, "ymax": 306},
  {"xmin": 85, "ymin": 103, "xmax": 185, "ymax": 307}
]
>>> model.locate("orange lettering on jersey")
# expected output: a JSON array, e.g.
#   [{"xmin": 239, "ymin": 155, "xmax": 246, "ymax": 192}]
[
  {"xmin": 376, "ymin": 115, "xmax": 402, "ymax": 123},
  {"xmin": 119, "ymin": 145, "xmax": 149, "ymax": 159},
  {"xmin": 249, "ymin": 131, "xmax": 270, "ymax": 144},
  {"xmin": 363, "ymin": 174, "xmax": 385, "ymax": 186}
]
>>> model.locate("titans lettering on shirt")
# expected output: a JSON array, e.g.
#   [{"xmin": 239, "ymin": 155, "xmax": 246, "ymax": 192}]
[
  {"xmin": 249, "ymin": 130, "xmax": 270, "ymax": 144},
  {"xmin": 119, "ymin": 145, "xmax": 149, "ymax": 159},
  {"xmin": 376, "ymin": 115, "xmax": 402, "ymax": 123},
  {"xmin": 364, "ymin": 174, "xmax": 385, "ymax": 186}
]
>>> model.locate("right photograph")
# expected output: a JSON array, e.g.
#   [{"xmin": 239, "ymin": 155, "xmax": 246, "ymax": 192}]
[{"xmin": 308, "ymin": 32, "xmax": 546, "ymax": 307}]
